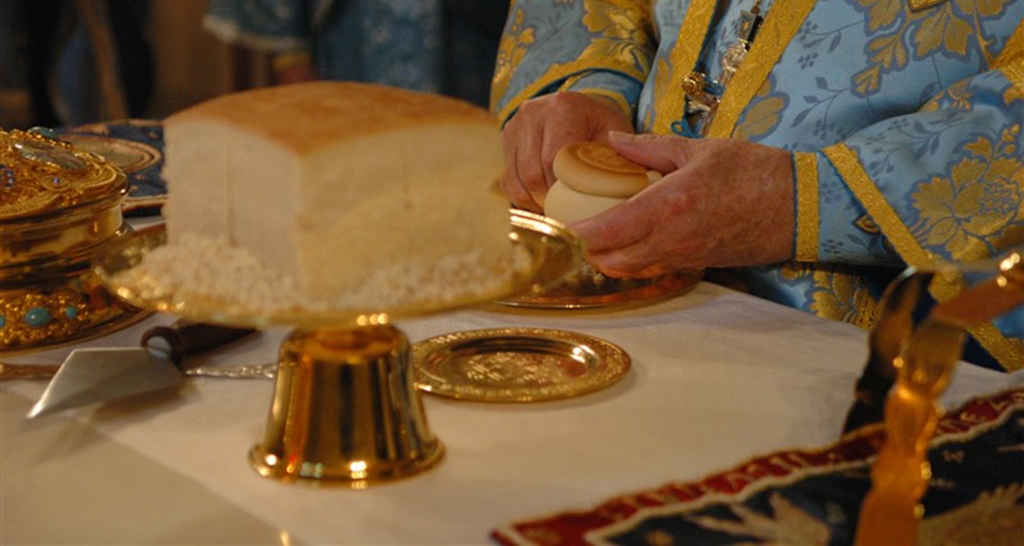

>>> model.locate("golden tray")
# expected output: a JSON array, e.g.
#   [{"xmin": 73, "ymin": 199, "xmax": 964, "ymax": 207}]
[
  {"xmin": 96, "ymin": 210, "xmax": 582, "ymax": 327},
  {"xmin": 495, "ymin": 211, "xmax": 700, "ymax": 309},
  {"xmin": 414, "ymin": 327, "xmax": 630, "ymax": 402}
]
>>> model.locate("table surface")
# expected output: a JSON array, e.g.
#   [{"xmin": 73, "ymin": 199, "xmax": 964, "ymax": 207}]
[{"xmin": 3, "ymin": 281, "xmax": 1020, "ymax": 545}]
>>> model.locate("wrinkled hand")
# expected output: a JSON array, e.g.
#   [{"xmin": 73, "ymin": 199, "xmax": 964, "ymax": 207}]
[
  {"xmin": 572, "ymin": 132, "xmax": 795, "ymax": 278},
  {"xmin": 500, "ymin": 91, "xmax": 634, "ymax": 212}
]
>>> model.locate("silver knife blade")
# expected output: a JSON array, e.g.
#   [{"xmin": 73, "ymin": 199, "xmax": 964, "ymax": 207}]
[
  {"xmin": 26, "ymin": 321, "xmax": 255, "ymax": 419},
  {"xmin": 27, "ymin": 348, "xmax": 184, "ymax": 418}
]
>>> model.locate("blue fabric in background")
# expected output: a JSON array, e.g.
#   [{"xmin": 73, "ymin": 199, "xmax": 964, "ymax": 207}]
[{"xmin": 204, "ymin": 0, "xmax": 507, "ymax": 107}]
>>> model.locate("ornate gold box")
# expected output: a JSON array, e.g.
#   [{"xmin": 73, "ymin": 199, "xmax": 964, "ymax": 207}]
[{"xmin": 0, "ymin": 129, "xmax": 145, "ymax": 353}]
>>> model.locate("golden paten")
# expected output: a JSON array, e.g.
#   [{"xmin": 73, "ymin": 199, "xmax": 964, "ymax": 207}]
[
  {"xmin": 413, "ymin": 327, "xmax": 631, "ymax": 402},
  {"xmin": 0, "ymin": 128, "xmax": 145, "ymax": 353}
]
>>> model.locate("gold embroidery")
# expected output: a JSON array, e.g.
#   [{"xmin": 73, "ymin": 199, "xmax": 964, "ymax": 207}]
[
  {"xmin": 579, "ymin": 0, "xmax": 655, "ymax": 70},
  {"xmin": 707, "ymin": 0, "xmax": 818, "ymax": 139},
  {"xmin": 854, "ymin": 0, "xmax": 1015, "ymax": 96},
  {"xmin": 823, "ymin": 143, "xmax": 1024, "ymax": 370},
  {"xmin": 652, "ymin": 0, "xmax": 719, "ymax": 134},
  {"xmin": 999, "ymin": 58, "xmax": 1024, "ymax": 100},
  {"xmin": 644, "ymin": 57, "xmax": 673, "ymax": 131},
  {"xmin": 809, "ymin": 267, "xmax": 879, "ymax": 329},
  {"xmin": 494, "ymin": 0, "xmax": 652, "ymax": 124},
  {"xmin": 732, "ymin": 79, "xmax": 784, "ymax": 140},
  {"xmin": 854, "ymin": 214, "xmax": 882, "ymax": 235},
  {"xmin": 561, "ymin": 69, "xmax": 636, "ymax": 117},
  {"xmin": 857, "ymin": 0, "xmax": 903, "ymax": 31},
  {"xmin": 795, "ymin": 152, "xmax": 820, "ymax": 262},
  {"xmin": 910, "ymin": 132, "xmax": 1022, "ymax": 262},
  {"xmin": 496, "ymin": 60, "xmax": 643, "ymax": 125},
  {"xmin": 490, "ymin": 6, "xmax": 535, "ymax": 115},
  {"xmin": 686, "ymin": 492, "xmax": 832, "ymax": 543},
  {"xmin": 908, "ymin": 0, "xmax": 948, "ymax": 10},
  {"xmin": 823, "ymin": 144, "xmax": 937, "ymax": 266},
  {"xmin": 970, "ymin": 323, "xmax": 1024, "ymax": 371},
  {"xmin": 918, "ymin": 483, "xmax": 1024, "ymax": 543},
  {"xmin": 994, "ymin": 18, "xmax": 1024, "ymax": 69},
  {"xmin": 915, "ymin": 4, "xmax": 973, "ymax": 57}
]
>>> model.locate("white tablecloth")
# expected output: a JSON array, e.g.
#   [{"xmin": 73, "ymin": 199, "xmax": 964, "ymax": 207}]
[{"xmin": 3, "ymin": 282, "xmax": 1019, "ymax": 544}]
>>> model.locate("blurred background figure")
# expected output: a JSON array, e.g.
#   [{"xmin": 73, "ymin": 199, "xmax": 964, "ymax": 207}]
[
  {"xmin": 203, "ymin": 0, "xmax": 507, "ymax": 106},
  {"xmin": 0, "ymin": 0, "xmax": 154, "ymax": 128}
]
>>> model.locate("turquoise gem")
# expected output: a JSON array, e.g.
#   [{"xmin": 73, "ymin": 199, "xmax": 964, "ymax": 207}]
[
  {"xmin": 0, "ymin": 316, "xmax": 6, "ymax": 328},
  {"xmin": 28, "ymin": 126, "xmax": 59, "ymax": 139},
  {"xmin": 24, "ymin": 307, "xmax": 52, "ymax": 327},
  {"xmin": 64, "ymin": 306, "xmax": 78, "ymax": 319}
]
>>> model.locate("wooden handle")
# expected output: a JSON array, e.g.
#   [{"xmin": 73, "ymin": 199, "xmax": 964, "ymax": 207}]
[{"xmin": 140, "ymin": 320, "xmax": 255, "ymax": 367}]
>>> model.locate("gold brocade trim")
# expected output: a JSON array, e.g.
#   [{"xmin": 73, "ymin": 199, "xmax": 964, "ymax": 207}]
[
  {"xmin": 908, "ymin": 0, "xmax": 948, "ymax": 10},
  {"xmin": 794, "ymin": 152, "xmax": 819, "ymax": 262},
  {"xmin": 559, "ymin": 71, "xmax": 634, "ymax": 117},
  {"xmin": 652, "ymin": 0, "xmax": 719, "ymax": 134},
  {"xmin": 822, "ymin": 144, "xmax": 935, "ymax": 266},
  {"xmin": 998, "ymin": 58, "xmax": 1024, "ymax": 98},
  {"xmin": 495, "ymin": 60, "xmax": 646, "ymax": 125},
  {"xmin": 993, "ymin": 18, "xmax": 1024, "ymax": 69},
  {"xmin": 970, "ymin": 323, "xmax": 1024, "ymax": 372},
  {"xmin": 822, "ymin": 143, "xmax": 1024, "ymax": 370},
  {"xmin": 707, "ymin": 0, "xmax": 818, "ymax": 139}
]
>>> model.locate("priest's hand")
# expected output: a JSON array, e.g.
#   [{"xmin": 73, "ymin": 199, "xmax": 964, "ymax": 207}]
[
  {"xmin": 572, "ymin": 132, "xmax": 795, "ymax": 278},
  {"xmin": 500, "ymin": 91, "xmax": 634, "ymax": 212}
]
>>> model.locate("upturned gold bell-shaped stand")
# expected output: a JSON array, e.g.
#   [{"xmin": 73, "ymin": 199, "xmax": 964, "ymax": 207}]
[
  {"xmin": 249, "ymin": 323, "xmax": 444, "ymax": 486},
  {"xmin": 96, "ymin": 210, "xmax": 581, "ymax": 488}
]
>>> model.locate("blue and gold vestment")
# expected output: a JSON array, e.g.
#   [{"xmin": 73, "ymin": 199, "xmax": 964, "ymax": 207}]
[{"xmin": 491, "ymin": 0, "xmax": 1024, "ymax": 370}]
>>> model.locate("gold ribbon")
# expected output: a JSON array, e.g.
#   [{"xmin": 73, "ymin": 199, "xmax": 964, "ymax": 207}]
[
  {"xmin": 707, "ymin": 0, "xmax": 818, "ymax": 138},
  {"xmin": 652, "ymin": 0, "xmax": 719, "ymax": 134},
  {"xmin": 794, "ymin": 152, "xmax": 819, "ymax": 262}
]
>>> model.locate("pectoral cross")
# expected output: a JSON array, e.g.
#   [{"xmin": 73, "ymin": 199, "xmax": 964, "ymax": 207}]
[{"xmin": 681, "ymin": 0, "xmax": 765, "ymax": 136}]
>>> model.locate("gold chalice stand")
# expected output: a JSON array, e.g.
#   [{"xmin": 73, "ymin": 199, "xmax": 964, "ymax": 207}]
[{"xmin": 96, "ymin": 210, "xmax": 581, "ymax": 487}]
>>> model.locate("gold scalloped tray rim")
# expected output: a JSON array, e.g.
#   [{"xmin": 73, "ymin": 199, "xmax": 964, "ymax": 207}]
[
  {"xmin": 413, "ymin": 327, "xmax": 631, "ymax": 403},
  {"xmin": 94, "ymin": 210, "xmax": 583, "ymax": 329}
]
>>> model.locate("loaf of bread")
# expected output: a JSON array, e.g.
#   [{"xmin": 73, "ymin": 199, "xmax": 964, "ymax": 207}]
[
  {"xmin": 158, "ymin": 82, "xmax": 515, "ymax": 309},
  {"xmin": 543, "ymin": 141, "xmax": 659, "ymax": 225}
]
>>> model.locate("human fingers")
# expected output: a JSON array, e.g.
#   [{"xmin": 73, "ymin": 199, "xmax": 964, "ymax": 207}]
[
  {"xmin": 500, "ymin": 121, "xmax": 540, "ymax": 210},
  {"xmin": 516, "ymin": 127, "xmax": 549, "ymax": 209},
  {"xmin": 607, "ymin": 131, "xmax": 700, "ymax": 173},
  {"xmin": 573, "ymin": 193, "xmax": 659, "ymax": 255},
  {"xmin": 586, "ymin": 237, "xmax": 668, "ymax": 279}
]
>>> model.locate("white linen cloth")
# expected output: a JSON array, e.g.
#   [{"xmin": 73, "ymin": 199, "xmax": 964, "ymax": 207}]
[{"xmin": 3, "ymin": 282, "xmax": 1020, "ymax": 544}]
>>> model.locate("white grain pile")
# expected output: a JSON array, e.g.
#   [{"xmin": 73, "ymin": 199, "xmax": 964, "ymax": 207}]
[{"xmin": 115, "ymin": 233, "xmax": 528, "ymax": 315}]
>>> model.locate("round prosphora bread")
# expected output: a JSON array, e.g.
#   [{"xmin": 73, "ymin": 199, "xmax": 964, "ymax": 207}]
[{"xmin": 543, "ymin": 141, "xmax": 660, "ymax": 225}]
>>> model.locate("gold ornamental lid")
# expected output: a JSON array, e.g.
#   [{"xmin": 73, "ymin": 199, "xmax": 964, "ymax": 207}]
[
  {"xmin": 0, "ymin": 129, "xmax": 126, "ymax": 221},
  {"xmin": 1, "ymin": 129, "xmax": 128, "ymax": 274}
]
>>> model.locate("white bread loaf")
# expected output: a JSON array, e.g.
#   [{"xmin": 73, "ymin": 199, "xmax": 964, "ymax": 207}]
[{"xmin": 160, "ymin": 82, "xmax": 514, "ymax": 307}]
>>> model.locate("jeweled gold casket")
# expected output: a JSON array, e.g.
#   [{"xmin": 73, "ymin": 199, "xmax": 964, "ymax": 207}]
[{"xmin": 0, "ymin": 129, "xmax": 145, "ymax": 352}]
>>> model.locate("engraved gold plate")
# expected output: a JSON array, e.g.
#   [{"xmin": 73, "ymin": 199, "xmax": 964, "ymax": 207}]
[{"xmin": 413, "ymin": 327, "xmax": 630, "ymax": 402}]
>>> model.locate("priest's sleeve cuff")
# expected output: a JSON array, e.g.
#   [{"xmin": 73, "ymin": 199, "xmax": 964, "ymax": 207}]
[{"xmin": 793, "ymin": 152, "xmax": 819, "ymax": 262}]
